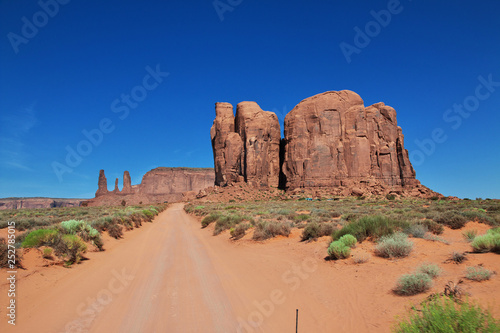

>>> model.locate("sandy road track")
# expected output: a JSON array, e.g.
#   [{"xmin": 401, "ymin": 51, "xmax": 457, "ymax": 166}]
[{"xmin": 2, "ymin": 204, "xmax": 499, "ymax": 333}]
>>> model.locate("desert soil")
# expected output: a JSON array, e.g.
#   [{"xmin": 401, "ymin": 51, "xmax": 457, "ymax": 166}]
[{"xmin": 1, "ymin": 203, "xmax": 499, "ymax": 333}]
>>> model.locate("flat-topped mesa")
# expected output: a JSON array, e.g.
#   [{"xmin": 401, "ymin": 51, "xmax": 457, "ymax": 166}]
[
  {"xmin": 90, "ymin": 167, "xmax": 215, "ymax": 206},
  {"xmin": 282, "ymin": 90, "xmax": 420, "ymax": 191},
  {"xmin": 95, "ymin": 169, "xmax": 109, "ymax": 197},
  {"xmin": 138, "ymin": 167, "xmax": 215, "ymax": 195},
  {"xmin": 211, "ymin": 101, "xmax": 281, "ymax": 187}
]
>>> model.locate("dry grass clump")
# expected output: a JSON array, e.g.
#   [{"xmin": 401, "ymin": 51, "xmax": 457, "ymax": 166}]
[
  {"xmin": 446, "ymin": 251, "xmax": 468, "ymax": 264},
  {"xmin": 352, "ymin": 252, "xmax": 370, "ymax": 264},
  {"xmin": 301, "ymin": 222, "xmax": 335, "ymax": 241},
  {"xmin": 394, "ymin": 273, "xmax": 433, "ymax": 296},
  {"xmin": 416, "ymin": 263, "xmax": 442, "ymax": 278},
  {"xmin": 375, "ymin": 232, "xmax": 413, "ymax": 258},
  {"xmin": 252, "ymin": 221, "xmax": 291, "ymax": 241},
  {"xmin": 465, "ymin": 266, "xmax": 494, "ymax": 282},
  {"xmin": 462, "ymin": 229, "xmax": 478, "ymax": 242},
  {"xmin": 230, "ymin": 223, "xmax": 250, "ymax": 240},
  {"xmin": 433, "ymin": 211, "xmax": 467, "ymax": 229}
]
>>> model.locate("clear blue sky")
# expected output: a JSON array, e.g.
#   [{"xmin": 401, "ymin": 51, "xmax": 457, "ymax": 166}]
[{"xmin": 0, "ymin": 0, "xmax": 499, "ymax": 199}]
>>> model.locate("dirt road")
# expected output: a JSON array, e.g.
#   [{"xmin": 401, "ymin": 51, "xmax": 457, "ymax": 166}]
[{"xmin": 2, "ymin": 204, "xmax": 499, "ymax": 332}]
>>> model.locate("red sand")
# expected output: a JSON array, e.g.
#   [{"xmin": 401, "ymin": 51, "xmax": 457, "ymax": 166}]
[{"xmin": 1, "ymin": 204, "xmax": 499, "ymax": 332}]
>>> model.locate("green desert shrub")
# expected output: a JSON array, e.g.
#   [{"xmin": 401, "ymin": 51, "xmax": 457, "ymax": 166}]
[
  {"xmin": 338, "ymin": 234, "xmax": 357, "ymax": 248},
  {"xmin": 252, "ymin": 221, "xmax": 291, "ymax": 241},
  {"xmin": 301, "ymin": 222, "xmax": 321, "ymax": 241},
  {"xmin": 293, "ymin": 214, "xmax": 311, "ymax": 222},
  {"xmin": 42, "ymin": 247, "xmax": 53, "ymax": 259},
  {"xmin": 394, "ymin": 273, "xmax": 432, "ymax": 296},
  {"xmin": 433, "ymin": 211, "xmax": 467, "ymax": 229},
  {"xmin": 53, "ymin": 234, "xmax": 87, "ymax": 265},
  {"xmin": 107, "ymin": 224, "xmax": 123, "ymax": 239},
  {"xmin": 0, "ymin": 238, "xmax": 23, "ymax": 268},
  {"xmin": 60, "ymin": 219, "xmax": 85, "ymax": 234},
  {"xmin": 471, "ymin": 229, "xmax": 500, "ymax": 253},
  {"xmin": 214, "ymin": 215, "xmax": 245, "ymax": 235},
  {"xmin": 22, "ymin": 230, "xmax": 86, "ymax": 265},
  {"xmin": 394, "ymin": 295, "xmax": 500, "ymax": 332},
  {"xmin": 465, "ymin": 266, "xmax": 494, "ymax": 281},
  {"xmin": 230, "ymin": 223, "xmax": 250, "ymax": 240},
  {"xmin": 421, "ymin": 219, "xmax": 444, "ymax": 235},
  {"xmin": 60, "ymin": 220, "xmax": 103, "ymax": 251},
  {"xmin": 462, "ymin": 229, "xmax": 478, "ymax": 242},
  {"xmin": 327, "ymin": 241, "xmax": 351, "ymax": 259},
  {"xmin": 142, "ymin": 209, "xmax": 154, "ymax": 219},
  {"xmin": 461, "ymin": 210, "xmax": 495, "ymax": 225},
  {"xmin": 91, "ymin": 217, "xmax": 112, "ymax": 232},
  {"xmin": 416, "ymin": 263, "xmax": 441, "ymax": 279},
  {"xmin": 333, "ymin": 215, "xmax": 409, "ymax": 242},
  {"xmin": 21, "ymin": 228, "xmax": 59, "ymax": 248},
  {"xmin": 405, "ymin": 224, "xmax": 428, "ymax": 238},
  {"xmin": 301, "ymin": 222, "xmax": 335, "ymax": 241},
  {"xmin": 375, "ymin": 232, "xmax": 413, "ymax": 258},
  {"xmin": 201, "ymin": 213, "xmax": 222, "ymax": 228}
]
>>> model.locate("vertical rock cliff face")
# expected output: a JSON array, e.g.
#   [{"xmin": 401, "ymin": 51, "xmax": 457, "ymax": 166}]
[
  {"xmin": 212, "ymin": 90, "xmax": 434, "ymax": 196},
  {"xmin": 211, "ymin": 102, "xmax": 243, "ymax": 186},
  {"xmin": 211, "ymin": 102, "xmax": 281, "ymax": 187},
  {"xmin": 282, "ymin": 90, "xmax": 418, "ymax": 190},
  {"xmin": 122, "ymin": 171, "xmax": 134, "ymax": 194},
  {"xmin": 113, "ymin": 178, "xmax": 119, "ymax": 193},
  {"xmin": 138, "ymin": 167, "xmax": 215, "ymax": 195},
  {"xmin": 95, "ymin": 169, "xmax": 109, "ymax": 197}
]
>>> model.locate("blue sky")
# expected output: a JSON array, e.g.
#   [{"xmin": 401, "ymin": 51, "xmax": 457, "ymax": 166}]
[{"xmin": 0, "ymin": 0, "xmax": 499, "ymax": 199}]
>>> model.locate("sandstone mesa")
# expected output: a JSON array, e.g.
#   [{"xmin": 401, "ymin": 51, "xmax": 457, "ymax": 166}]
[{"xmin": 211, "ymin": 90, "xmax": 438, "ymax": 198}]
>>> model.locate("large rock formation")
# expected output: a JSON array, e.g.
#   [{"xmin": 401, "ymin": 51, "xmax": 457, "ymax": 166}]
[
  {"xmin": 95, "ymin": 170, "xmax": 109, "ymax": 197},
  {"xmin": 113, "ymin": 178, "xmax": 119, "ymax": 193},
  {"xmin": 122, "ymin": 171, "xmax": 133, "ymax": 194},
  {"xmin": 282, "ymin": 90, "xmax": 419, "ymax": 191},
  {"xmin": 139, "ymin": 167, "xmax": 215, "ymax": 195},
  {"xmin": 89, "ymin": 167, "xmax": 215, "ymax": 206},
  {"xmin": 211, "ymin": 102, "xmax": 243, "ymax": 186},
  {"xmin": 211, "ymin": 102, "xmax": 281, "ymax": 187},
  {"xmin": 212, "ymin": 90, "xmax": 437, "ymax": 197}
]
